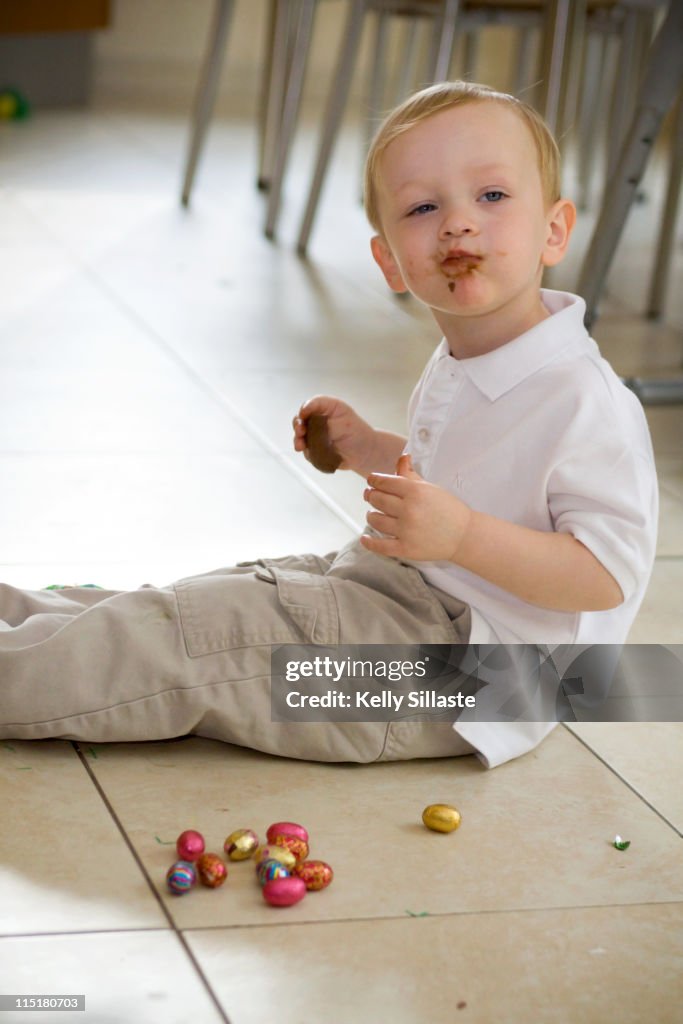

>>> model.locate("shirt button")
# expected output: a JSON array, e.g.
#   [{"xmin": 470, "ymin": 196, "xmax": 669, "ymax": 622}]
[{"xmin": 417, "ymin": 427, "xmax": 430, "ymax": 442}]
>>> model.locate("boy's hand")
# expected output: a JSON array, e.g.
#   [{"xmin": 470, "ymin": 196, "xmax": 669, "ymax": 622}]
[
  {"xmin": 360, "ymin": 454, "xmax": 471, "ymax": 561},
  {"xmin": 293, "ymin": 396, "xmax": 378, "ymax": 477}
]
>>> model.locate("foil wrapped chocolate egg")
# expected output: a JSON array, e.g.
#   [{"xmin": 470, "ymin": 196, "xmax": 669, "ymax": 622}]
[
  {"xmin": 253, "ymin": 844, "xmax": 298, "ymax": 870},
  {"xmin": 196, "ymin": 852, "xmax": 228, "ymax": 888},
  {"xmin": 224, "ymin": 828, "xmax": 260, "ymax": 861},
  {"xmin": 263, "ymin": 876, "xmax": 307, "ymax": 907},
  {"xmin": 294, "ymin": 860, "xmax": 333, "ymax": 891},
  {"xmin": 166, "ymin": 860, "xmax": 197, "ymax": 895},
  {"xmin": 176, "ymin": 829, "xmax": 205, "ymax": 862},
  {"xmin": 257, "ymin": 859, "xmax": 291, "ymax": 887},
  {"xmin": 272, "ymin": 833, "xmax": 309, "ymax": 863},
  {"xmin": 422, "ymin": 803, "xmax": 462, "ymax": 833},
  {"xmin": 266, "ymin": 821, "xmax": 309, "ymax": 844}
]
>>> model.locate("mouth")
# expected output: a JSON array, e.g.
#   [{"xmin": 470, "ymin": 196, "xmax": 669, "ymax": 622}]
[
  {"xmin": 441, "ymin": 251, "xmax": 482, "ymax": 275},
  {"xmin": 440, "ymin": 252, "xmax": 482, "ymax": 292}
]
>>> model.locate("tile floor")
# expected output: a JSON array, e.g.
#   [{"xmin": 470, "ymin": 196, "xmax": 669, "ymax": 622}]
[{"xmin": 0, "ymin": 96, "xmax": 682, "ymax": 1023}]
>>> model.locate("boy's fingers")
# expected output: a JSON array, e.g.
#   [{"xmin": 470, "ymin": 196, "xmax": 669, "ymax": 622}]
[
  {"xmin": 364, "ymin": 489, "xmax": 402, "ymax": 515},
  {"xmin": 366, "ymin": 511, "xmax": 398, "ymax": 534},
  {"xmin": 366, "ymin": 472, "xmax": 410, "ymax": 494},
  {"xmin": 359, "ymin": 533, "xmax": 402, "ymax": 558}
]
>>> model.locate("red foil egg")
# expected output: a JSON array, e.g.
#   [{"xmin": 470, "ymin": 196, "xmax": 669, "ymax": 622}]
[
  {"xmin": 176, "ymin": 829, "xmax": 205, "ymax": 862},
  {"xmin": 272, "ymin": 833, "xmax": 309, "ymax": 863},
  {"xmin": 294, "ymin": 860, "xmax": 333, "ymax": 891},
  {"xmin": 266, "ymin": 821, "xmax": 309, "ymax": 844},
  {"xmin": 196, "ymin": 853, "xmax": 228, "ymax": 888},
  {"xmin": 263, "ymin": 876, "xmax": 307, "ymax": 907}
]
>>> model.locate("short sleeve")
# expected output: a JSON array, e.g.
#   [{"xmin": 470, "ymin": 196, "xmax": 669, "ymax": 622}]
[{"xmin": 548, "ymin": 438, "xmax": 658, "ymax": 602}]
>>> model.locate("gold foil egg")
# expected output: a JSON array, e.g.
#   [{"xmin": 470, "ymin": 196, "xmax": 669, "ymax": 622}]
[
  {"xmin": 224, "ymin": 828, "xmax": 260, "ymax": 860},
  {"xmin": 422, "ymin": 804, "xmax": 462, "ymax": 833},
  {"xmin": 253, "ymin": 844, "xmax": 297, "ymax": 870},
  {"xmin": 294, "ymin": 860, "xmax": 334, "ymax": 891}
]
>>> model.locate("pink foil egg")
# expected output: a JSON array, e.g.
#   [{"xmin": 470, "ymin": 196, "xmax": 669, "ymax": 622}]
[
  {"xmin": 166, "ymin": 860, "xmax": 197, "ymax": 895},
  {"xmin": 263, "ymin": 876, "xmax": 307, "ymax": 907},
  {"xmin": 294, "ymin": 860, "xmax": 334, "ymax": 891},
  {"xmin": 176, "ymin": 830, "xmax": 205, "ymax": 862},
  {"xmin": 196, "ymin": 853, "xmax": 228, "ymax": 888},
  {"xmin": 266, "ymin": 821, "xmax": 309, "ymax": 844}
]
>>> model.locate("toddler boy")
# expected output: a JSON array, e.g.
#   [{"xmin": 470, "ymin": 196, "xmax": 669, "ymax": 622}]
[{"xmin": 0, "ymin": 82, "xmax": 658, "ymax": 768}]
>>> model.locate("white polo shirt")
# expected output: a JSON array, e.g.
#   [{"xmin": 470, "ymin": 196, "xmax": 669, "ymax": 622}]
[{"xmin": 404, "ymin": 289, "xmax": 659, "ymax": 767}]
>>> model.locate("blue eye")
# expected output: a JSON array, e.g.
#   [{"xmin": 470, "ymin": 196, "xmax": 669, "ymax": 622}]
[
  {"xmin": 480, "ymin": 191, "xmax": 506, "ymax": 202},
  {"xmin": 408, "ymin": 203, "xmax": 437, "ymax": 216}
]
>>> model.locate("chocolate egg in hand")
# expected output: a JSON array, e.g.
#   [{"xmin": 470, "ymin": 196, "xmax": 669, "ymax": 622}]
[{"xmin": 306, "ymin": 414, "xmax": 342, "ymax": 474}]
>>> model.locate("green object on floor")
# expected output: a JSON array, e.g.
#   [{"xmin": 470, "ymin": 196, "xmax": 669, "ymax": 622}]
[
  {"xmin": 0, "ymin": 88, "xmax": 30, "ymax": 120},
  {"xmin": 44, "ymin": 583, "xmax": 104, "ymax": 590}
]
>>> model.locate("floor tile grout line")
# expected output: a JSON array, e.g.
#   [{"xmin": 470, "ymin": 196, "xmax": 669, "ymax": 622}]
[
  {"xmin": 3, "ymin": 895, "xmax": 682, "ymax": 942},
  {"xmin": 561, "ymin": 725, "xmax": 683, "ymax": 837},
  {"xmin": 180, "ymin": 896, "xmax": 683, "ymax": 931},
  {"xmin": 71, "ymin": 742, "xmax": 233, "ymax": 1024},
  {"xmin": 9, "ymin": 190, "xmax": 363, "ymax": 538}
]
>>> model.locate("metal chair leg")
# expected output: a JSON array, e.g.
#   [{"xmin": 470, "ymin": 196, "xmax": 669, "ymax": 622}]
[
  {"xmin": 538, "ymin": 0, "xmax": 585, "ymax": 138},
  {"xmin": 577, "ymin": 2, "xmax": 683, "ymax": 404},
  {"xmin": 265, "ymin": 0, "xmax": 317, "ymax": 239},
  {"xmin": 296, "ymin": 0, "xmax": 367, "ymax": 256},
  {"xmin": 576, "ymin": 28, "xmax": 609, "ymax": 210},
  {"xmin": 364, "ymin": 9, "xmax": 392, "ymax": 159},
  {"xmin": 181, "ymin": 0, "xmax": 235, "ymax": 206},
  {"xmin": 258, "ymin": 0, "xmax": 288, "ymax": 191},
  {"xmin": 430, "ymin": 0, "xmax": 461, "ymax": 82},
  {"xmin": 646, "ymin": 88, "xmax": 683, "ymax": 321}
]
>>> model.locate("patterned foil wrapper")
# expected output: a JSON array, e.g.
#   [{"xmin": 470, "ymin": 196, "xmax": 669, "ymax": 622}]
[
  {"xmin": 294, "ymin": 860, "xmax": 334, "ymax": 891},
  {"xmin": 196, "ymin": 853, "xmax": 228, "ymax": 888},
  {"xmin": 272, "ymin": 834, "xmax": 309, "ymax": 863},
  {"xmin": 166, "ymin": 860, "xmax": 197, "ymax": 894},
  {"xmin": 257, "ymin": 859, "xmax": 291, "ymax": 887}
]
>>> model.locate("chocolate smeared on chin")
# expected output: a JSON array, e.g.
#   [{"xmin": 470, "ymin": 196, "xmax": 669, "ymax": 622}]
[{"xmin": 442, "ymin": 254, "xmax": 481, "ymax": 291}]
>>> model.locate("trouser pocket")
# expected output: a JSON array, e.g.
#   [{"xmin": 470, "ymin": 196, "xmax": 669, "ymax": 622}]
[{"xmin": 173, "ymin": 562, "xmax": 339, "ymax": 657}]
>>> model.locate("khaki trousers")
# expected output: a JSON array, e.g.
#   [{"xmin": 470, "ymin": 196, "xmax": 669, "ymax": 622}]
[{"xmin": 0, "ymin": 539, "xmax": 474, "ymax": 762}]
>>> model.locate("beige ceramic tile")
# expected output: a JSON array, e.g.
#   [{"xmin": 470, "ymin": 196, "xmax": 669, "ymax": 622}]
[
  {"xmin": 0, "ymin": 365, "xmax": 261, "ymax": 455},
  {"xmin": 0, "ymin": 741, "xmax": 165, "ymax": 935},
  {"xmin": 658, "ymin": 484, "xmax": 683, "ymax": 557},
  {"xmin": 83, "ymin": 729, "xmax": 682, "ymax": 932},
  {"xmin": 628, "ymin": 560, "xmax": 683, "ymax": 643},
  {"xmin": 188, "ymin": 903, "xmax": 683, "ymax": 1024},
  {"xmin": 644, "ymin": 405, "xmax": 683, "ymax": 457},
  {"xmin": 0, "ymin": 452, "xmax": 355, "ymax": 579},
  {"xmin": 564, "ymin": 723, "xmax": 683, "ymax": 834},
  {"xmin": 0, "ymin": 931, "xmax": 223, "ymax": 1023}
]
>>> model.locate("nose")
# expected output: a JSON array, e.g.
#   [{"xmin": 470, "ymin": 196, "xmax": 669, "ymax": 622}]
[{"xmin": 439, "ymin": 206, "xmax": 478, "ymax": 239}]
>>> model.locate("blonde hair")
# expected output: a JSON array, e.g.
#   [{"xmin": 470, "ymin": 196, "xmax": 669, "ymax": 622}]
[{"xmin": 364, "ymin": 80, "xmax": 561, "ymax": 233}]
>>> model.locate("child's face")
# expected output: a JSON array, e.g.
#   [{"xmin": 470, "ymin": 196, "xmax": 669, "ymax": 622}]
[{"xmin": 370, "ymin": 102, "xmax": 574, "ymax": 351}]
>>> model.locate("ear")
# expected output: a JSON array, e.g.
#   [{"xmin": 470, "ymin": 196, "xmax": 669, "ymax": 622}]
[
  {"xmin": 541, "ymin": 198, "xmax": 576, "ymax": 268},
  {"xmin": 370, "ymin": 235, "xmax": 409, "ymax": 293}
]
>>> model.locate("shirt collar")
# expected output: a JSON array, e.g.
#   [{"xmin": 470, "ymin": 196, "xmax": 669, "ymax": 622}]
[{"xmin": 434, "ymin": 290, "xmax": 594, "ymax": 401}]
